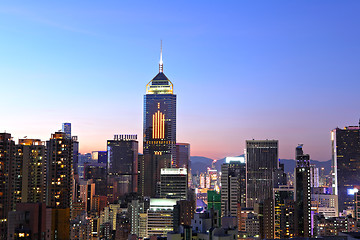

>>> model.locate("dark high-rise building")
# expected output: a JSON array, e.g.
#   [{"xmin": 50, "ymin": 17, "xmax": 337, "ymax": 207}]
[
  {"xmin": 294, "ymin": 144, "xmax": 312, "ymax": 238},
  {"xmin": 160, "ymin": 168, "xmax": 187, "ymax": 200},
  {"xmin": 176, "ymin": 143, "xmax": 190, "ymax": 185},
  {"xmin": 221, "ymin": 156, "xmax": 246, "ymax": 217},
  {"xmin": 175, "ymin": 143, "xmax": 190, "ymax": 168},
  {"xmin": 143, "ymin": 48, "xmax": 176, "ymax": 197},
  {"xmin": 273, "ymin": 163, "xmax": 287, "ymax": 188},
  {"xmin": 78, "ymin": 153, "xmax": 92, "ymax": 179},
  {"xmin": 331, "ymin": 124, "xmax": 360, "ymax": 212},
  {"xmin": 137, "ymin": 154, "xmax": 146, "ymax": 197},
  {"xmin": 246, "ymin": 140, "xmax": 278, "ymax": 208},
  {"xmin": 7, "ymin": 203, "xmax": 48, "ymax": 240},
  {"xmin": 93, "ymin": 151, "xmax": 108, "ymax": 164},
  {"xmin": 355, "ymin": 192, "xmax": 360, "ymax": 225},
  {"xmin": 173, "ymin": 200, "xmax": 195, "ymax": 232},
  {"xmin": 72, "ymin": 136, "xmax": 79, "ymax": 175},
  {"xmin": 62, "ymin": 122, "xmax": 71, "ymax": 139},
  {"xmin": 84, "ymin": 163, "xmax": 108, "ymax": 196},
  {"xmin": 0, "ymin": 133, "xmax": 16, "ymax": 239},
  {"xmin": 46, "ymin": 132, "xmax": 73, "ymax": 209},
  {"xmin": 263, "ymin": 198, "xmax": 274, "ymax": 239},
  {"xmin": 92, "ymin": 151, "xmax": 107, "ymax": 164},
  {"xmin": 107, "ymin": 134, "xmax": 138, "ymax": 201},
  {"xmin": 273, "ymin": 186, "xmax": 295, "ymax": 239}
]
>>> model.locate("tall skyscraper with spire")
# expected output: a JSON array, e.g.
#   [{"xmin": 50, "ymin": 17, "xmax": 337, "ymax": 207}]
[{"xmin": 140, "ymin": 44, "xmax": 176, "ymax": 197}]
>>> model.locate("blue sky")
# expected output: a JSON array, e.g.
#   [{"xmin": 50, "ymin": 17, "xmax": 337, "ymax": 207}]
[{"xmin": 0, "ymin": 1, "xmax": 359, "ymax": 160}]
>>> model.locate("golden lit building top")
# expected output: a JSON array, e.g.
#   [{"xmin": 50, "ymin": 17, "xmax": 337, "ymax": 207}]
[
  {"xmin": 19, "ymin": 139, "xmax": 43, "ymax": 146},
  {"xmin": 51, "ymin": 132, "xmax": 65, "ymax": 140},
  {"xmin": 146, "ymin": 43, "xmax": 173, "ymax": 95}
]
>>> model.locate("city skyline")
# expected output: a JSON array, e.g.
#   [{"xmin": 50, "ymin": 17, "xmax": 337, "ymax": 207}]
[{"xmin": 1, "ymin": 1, "xmax": 360, "ymax": 161}]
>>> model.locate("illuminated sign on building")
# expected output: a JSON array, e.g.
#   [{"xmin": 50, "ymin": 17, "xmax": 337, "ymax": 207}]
[
  {"xmin": 225, "ymin": 156, "xmax": 245, "ymax": 163},
  {"xmin": 150, "ymin": 198, "xmax": 177, "ymax": 210},
  {"xmin": 161, "ymin": 168, "xmax": 187, "ymax": 175},
  {"xmin": 113, "ymin": 134, "xmax": 137, "ymax": 141},
  {"xmin": 348, "ymin": 188, "xmax": 359, "ymax": 195},
  {"xmin": 152, "ymin": 110, "xmax": 165, "ymax": 139}
]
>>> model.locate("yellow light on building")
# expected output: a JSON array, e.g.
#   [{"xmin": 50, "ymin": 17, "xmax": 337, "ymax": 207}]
[{"xmin": 152, "ymin": 110, "xmax": 165, "ymax": 139}]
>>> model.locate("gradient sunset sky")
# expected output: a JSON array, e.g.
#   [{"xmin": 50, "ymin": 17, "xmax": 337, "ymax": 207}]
[{"xmin": 1, "ymin": 1, "xmax": 359, "ymax": 161}]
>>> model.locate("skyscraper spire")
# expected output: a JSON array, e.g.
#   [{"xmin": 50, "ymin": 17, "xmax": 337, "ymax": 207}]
[{"xmin": 159, "ymin": 40, "xmax": 163, "ymax": 73}]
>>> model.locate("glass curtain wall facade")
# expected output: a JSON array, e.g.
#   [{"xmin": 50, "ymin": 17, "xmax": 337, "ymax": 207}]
[
  {"xmin": 246, "ymin": 140, "xmax": 278, "ymax": 208},
  {"xmin": 331, "ymin": 125, "xmax": 360, "ymax": 212},
  {"xmin": 107, "ymin": 135, "xmax": 138, "ymax": 201},
  {"xmin": 142, "ymin": 61, "xmax": 176, "ymax": 197}
]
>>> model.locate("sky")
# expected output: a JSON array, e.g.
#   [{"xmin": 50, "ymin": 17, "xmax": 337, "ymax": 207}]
[{"xmin": 0, "ymin": 1, "xmax": 359, "ymax": 161}]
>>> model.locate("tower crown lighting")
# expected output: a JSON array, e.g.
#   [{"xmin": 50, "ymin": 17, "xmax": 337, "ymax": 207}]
[{"xmin": 146, "ymin": 42, "xmax": 173, "ymax": 94}]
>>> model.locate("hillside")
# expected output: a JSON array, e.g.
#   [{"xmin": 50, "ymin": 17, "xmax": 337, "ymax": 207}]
[{"xmin": 190, "ymin": 156, "xmax": 331, "ymax": 174}]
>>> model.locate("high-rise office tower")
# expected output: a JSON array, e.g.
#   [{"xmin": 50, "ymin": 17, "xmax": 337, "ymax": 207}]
[
  {"xmin": 46, "ymin": 132, "xmax": 73, "ymax": 208},
  {"xmin": 92, "ymin": 151, "xmax": 107, "ymax": 164},
  {"xmin": 107, "ymin": 134, "xmax": 138, "ymax": 201},
  {"xmin": 331, "ymin": 123, "xmax": 360, "ymax": 212},
  {"xmin": 84, "ymin": 163, "xmax": 107, "ymax": 196},
  {"xmin": 273, "ymin": 163, "xmax": 287, "ymax": 188},
  {"xmin": 310, "ymin": 164, "xmax": 319, "ymax": 188},
  {"xmin": 160, "ymin": 168, "xmax": 187, "ymax": 200},
  {"xmin": 17, "ymin": 139, "xmax": 46, "ymax": 203},
  {"xmin": 176, "ymin": 143, "xmax": 191, "ymax": 186},
  {"xmin": 311, "ymin": 193, "xmax": 338, "ymax": 218},
  {"xmin": 78, "ymin": 153, "xmax": 92, "ymax": 179},
  {"xmin": 221, "ymin": 156, "xmax": 246, "ymax": 218},
  {"xmin": 129, "ymin": 198, "xmax": 149, "ymax": 236},
  {"xmin": 78, "ymin": 179, "xmax": 95, "ymax": 213},
  {"xmin": 0, "ymin": 133, "xmax": 15, "ymax": 238},
  {"xmin": 173, "ymin": 199, "xmax": 195, "ymax": 232},
  {"xmin": 294, "ymin": 144, "xmax": 312, "ymax": 238},
  {"xmin": 62, "ymin": 122, "xmax": 71, "ymax": 139},
  {"xmin": 147, "ymin": 198, "xmax": 177, "ymax": 237},
  {"xmin": 355, "ymin": 192, "xmax": 360, "ymax": 224},
  {"xmin": 61, "ymin": 123, "xmax": 78, "ymax": 177},
  {"xmin": 246, "ymin": 140, "xmax": 278, "ymax": 208},
  {"xmin": 143, "ymin": 47, "xmax": 176, "ymax": 197},
  {"xmin": 137, "ymin": 154, "xmax": 146, "ymax": 197},
  {"xmin": 175, "ymin": 143, "xmax": 190, "ymax": 168},
  {"xmin": 273, "ymin": 186, "xmax": 295, "ymax": 239},
  {"xmin": 72, "ymin": 136, "xmax": 79, "ymax": 175}
]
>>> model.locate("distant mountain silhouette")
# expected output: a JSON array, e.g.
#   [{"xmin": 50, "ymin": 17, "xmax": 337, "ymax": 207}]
[
  {"xmin": 190, "ymin": 156, "xmax": 214, "ymax": 174},
  {"xmin": 280, "ymin": 159, "xmax": 332, "ymax": 174},
  {"xmin": 191, "ymin": 156, "xmax": 332, "ymax": 175}
]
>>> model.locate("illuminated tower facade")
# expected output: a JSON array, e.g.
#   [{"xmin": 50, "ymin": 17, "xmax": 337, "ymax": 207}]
[
  {"xmin": 17, "ymin": 139, "xmax": 46, "ymax": 203},
  {"xmin": 142, "ymin": 47, "xmax": 176, "ymax": 197},
  {"xmin": 46, "ymin": 132, "xmax": 73, "ymax": 208}
]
